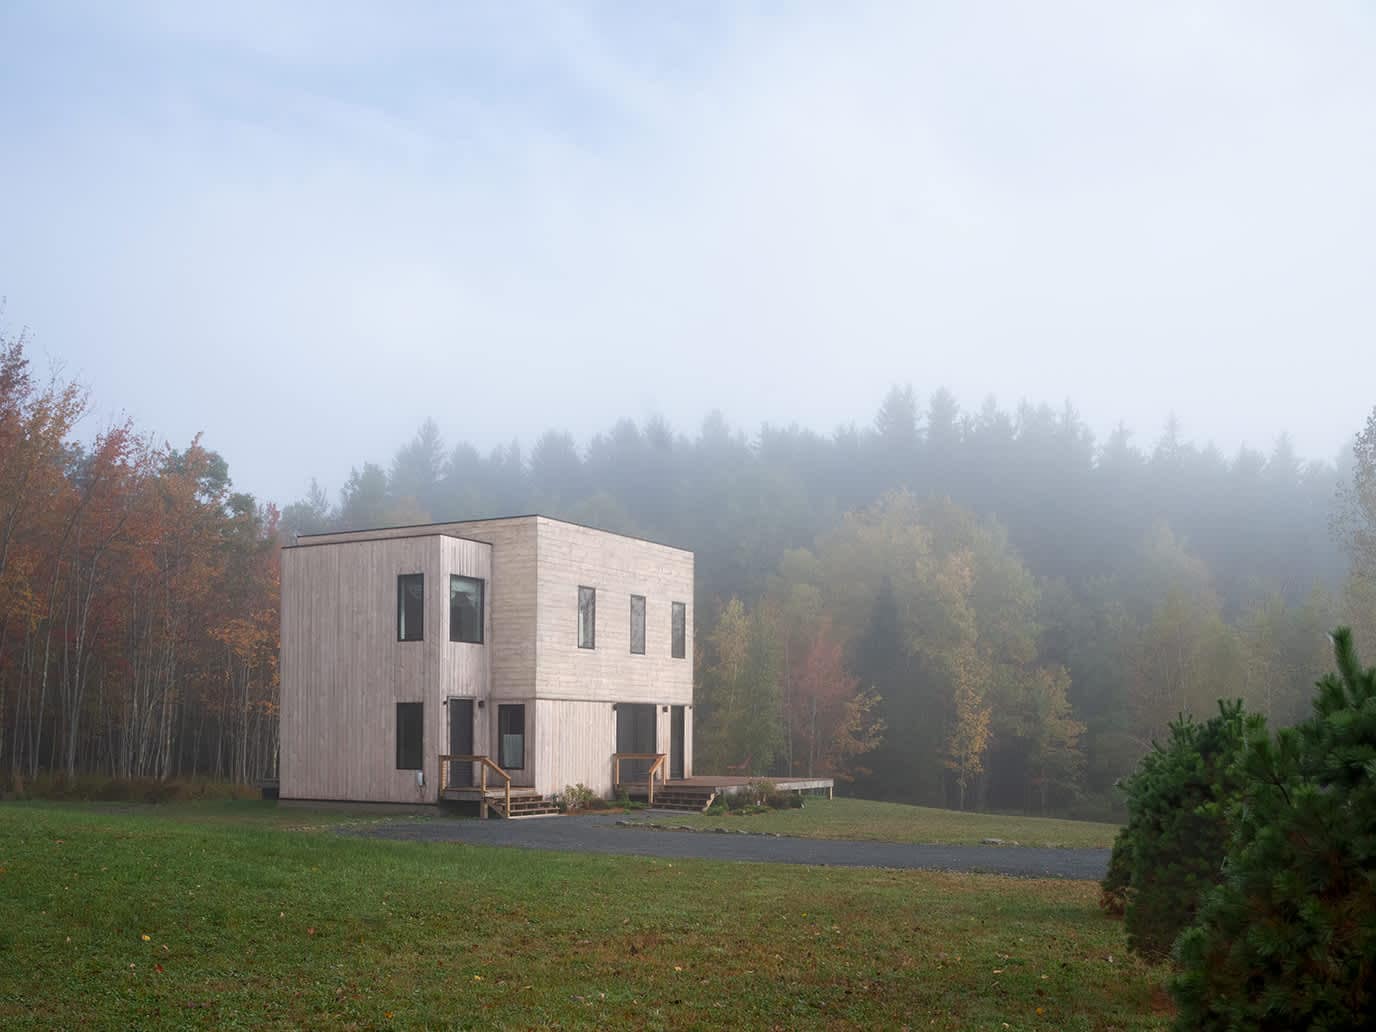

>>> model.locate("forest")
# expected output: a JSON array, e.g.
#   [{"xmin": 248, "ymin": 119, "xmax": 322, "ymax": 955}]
[
  {"xmin": 4, "ymin": 323, "xmax": 1374, "ymax": 817},
  {"xmin": 0, "ymin": 334, "xmax": 279, "ymax": 786}
]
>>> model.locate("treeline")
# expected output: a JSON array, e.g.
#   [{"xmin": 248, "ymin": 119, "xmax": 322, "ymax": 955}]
[
  {"xmin": 0, "ymin": 333, "xmax": 280, "ymax": 785},
  {"xmin": 287, "ymin": 387, "xmax": 1375, "ymax": 816}
]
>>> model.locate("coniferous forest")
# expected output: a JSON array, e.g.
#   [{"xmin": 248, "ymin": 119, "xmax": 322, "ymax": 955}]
[{"xmin": 5, "ymin": 323, "xmax": 1375, "ymax": 817}]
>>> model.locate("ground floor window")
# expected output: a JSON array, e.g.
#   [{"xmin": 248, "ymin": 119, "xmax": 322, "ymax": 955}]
[
  {"xmin": 498, "ymin": 704, "xmax": 525, "ymax": 770},
  {"xmin": 396, "ymin": 702, "xmax": 423, "ymax": 770}
]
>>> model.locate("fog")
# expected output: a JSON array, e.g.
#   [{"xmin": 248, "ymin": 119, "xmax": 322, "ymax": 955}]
[{"xmin": 2, "ymin": 1, "xmax": 1374, "ymax": 504}]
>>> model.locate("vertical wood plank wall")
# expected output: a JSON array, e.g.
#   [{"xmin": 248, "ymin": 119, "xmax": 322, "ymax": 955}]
[
  {"xmin": 280, "ymin": 534, "xmax": 491, "ymax": 802},
  {"xmin": 304, "ymin": 518, "xmax": 538, "ymax": 698}
]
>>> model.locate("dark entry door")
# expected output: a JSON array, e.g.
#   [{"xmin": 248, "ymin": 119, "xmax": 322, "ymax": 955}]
[
  {"xmin": 670, "ymin": 706, "xmax": 685, "ymax": 780},
  {"xmin": 616, "ymin": 703, "xmax": 657, "ymax": 783},
  {"xmin": 448, "ymin": 698, "xmax": 474, "ymax": 787}
]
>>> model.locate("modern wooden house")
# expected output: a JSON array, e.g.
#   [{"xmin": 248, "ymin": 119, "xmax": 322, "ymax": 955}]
[{"xmin": 279, "ymin": 515, "xmax": 697, "ymax": 815}]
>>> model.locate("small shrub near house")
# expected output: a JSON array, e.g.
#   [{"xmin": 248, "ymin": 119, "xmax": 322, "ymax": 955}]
[
  {"xmin": 725, "ymin": 779, "xmax": 803, "ymax": 813},
  {"xmin": 1102, "ymin": 700, "xmax": 1262, "ymax": 959},
  {"xmin": 1172, "ymin": 628, "xmax": 1376, "ymax": 1030},
  {"xmin": 555, "ymin": 783, "xmax": 606, "ymax": 812}
]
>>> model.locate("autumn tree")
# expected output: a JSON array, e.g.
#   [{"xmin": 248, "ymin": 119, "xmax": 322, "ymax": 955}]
[
  {"xmin": 944, "ymin": 650, "xmax": 992, "ymax": 810},
  {"xmin": 696, "ymin": 598, "xmax": 785, "ymax": 774},
  {"xmin": 790, "ymin": 619, "xmax": 858, "ymax": 777},
  {"xmin": 1021, "ymin": 666, "xmax": 1085, "ymax": 813}
]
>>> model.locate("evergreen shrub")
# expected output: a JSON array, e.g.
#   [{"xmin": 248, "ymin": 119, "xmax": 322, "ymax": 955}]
[
  {"xmin": 1172, "ymin": 628, "xmax": 1376, "ymax": 1030},
  {"xmin": 1102, "ymin": 700, "xmax": 1262, "ymax": 959}
]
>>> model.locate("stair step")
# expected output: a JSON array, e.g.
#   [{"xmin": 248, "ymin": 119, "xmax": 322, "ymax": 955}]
[{"xmin": 491, "ymin": 793, "xmax": 563, "ymax": 819}]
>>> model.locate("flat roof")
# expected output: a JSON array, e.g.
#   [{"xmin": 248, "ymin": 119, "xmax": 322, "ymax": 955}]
[
  {"xmin": 295, "ymin": 513, "xmax": 693, "ymax": 555},
  {"xmin": 281, "ymin": 531, "xmax": 493, "ymax": 552}
]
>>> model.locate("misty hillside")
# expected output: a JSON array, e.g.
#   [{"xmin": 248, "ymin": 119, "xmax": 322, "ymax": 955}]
[{"xmin": 282, "ymin": 386, "xmax": 1369, "ymax": 816}]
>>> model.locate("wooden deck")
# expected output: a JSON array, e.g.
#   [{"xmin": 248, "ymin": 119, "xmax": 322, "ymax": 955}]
[{"xmin": 663, "ymin": 775, "xmax": 834, "ymax": 796}]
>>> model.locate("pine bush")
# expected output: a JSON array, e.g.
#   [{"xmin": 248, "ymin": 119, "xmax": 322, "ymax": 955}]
[
  {"xmin": 1102, "ymin": 700, "xmax": 1261, "ymax": 959},
  {"xmin": 1171, "ymin": 628, "xmax": 1376, "ymax": 1029}
]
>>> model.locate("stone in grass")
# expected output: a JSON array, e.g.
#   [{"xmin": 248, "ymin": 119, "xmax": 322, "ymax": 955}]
[{"xmin": 981, "ymin": 837, "xmax": 1021, "ymax": 846}]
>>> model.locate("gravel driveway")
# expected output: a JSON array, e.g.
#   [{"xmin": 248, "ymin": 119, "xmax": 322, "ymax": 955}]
[{"xmin": 352, "ymin": 813, "xmax": 1109, "ymax": 880}]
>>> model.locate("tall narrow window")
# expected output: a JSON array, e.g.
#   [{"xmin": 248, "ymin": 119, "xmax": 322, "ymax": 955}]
[
  {"xmin": 449, "ymin": 575, "xmax": 484, "ymax": 644},
  {"xmin": 498, "ymin": 704, "xmax": 525, "ymax": 769},
  {"xmin": 629, "ymin": 594, "xmax": 646, "ymax": 655},
  {"xmin": 398, "ymin": 573, "xmax": 424, "ymax": 642},
  {"xmin": 396, "ymin": 702, "xmax": 423, "ymax": 770},
  {"xmin": 671, "ymin": 601, "xmax": 686, "ymax": 659},
  {"xmin": 577, "ymin": 586, "xmax": 596, "ymax": 649}
]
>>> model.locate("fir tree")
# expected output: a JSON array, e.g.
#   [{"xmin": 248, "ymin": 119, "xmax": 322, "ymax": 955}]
[
  {"xmin": 1171, "ymin": 628, "xmax": 1376, "ymax": 1029},
  {"xmin": 1101, "ymin": 700, "xmax": 1262, "ymax": 959}
]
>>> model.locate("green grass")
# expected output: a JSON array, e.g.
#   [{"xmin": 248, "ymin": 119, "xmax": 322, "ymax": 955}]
[
  {"xmin": 650, "ymin": 796, "xmax": 1121, "ymax": 848},
  {"xmin": 0, "ymin": 801, "xmax": 1165, "ymax": 1030}
]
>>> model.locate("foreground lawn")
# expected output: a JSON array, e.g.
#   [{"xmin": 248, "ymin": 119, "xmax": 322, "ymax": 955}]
[
  {"xmin": 655, "ymin": 796, "xmax": 1120, "ymax": 848},
  {"xmin": 0, "ymin": 802, "xmax": 1164, "ymax": 1030}
]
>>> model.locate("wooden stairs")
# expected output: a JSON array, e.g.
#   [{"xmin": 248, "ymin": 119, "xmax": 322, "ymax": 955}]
[
  {"xmin": 491, "ymin": 791, "xmax": 561, "ymax": 819},
  {"xmin": 635, "ymin": 784, "xmax": 718, "ymax": 813}
]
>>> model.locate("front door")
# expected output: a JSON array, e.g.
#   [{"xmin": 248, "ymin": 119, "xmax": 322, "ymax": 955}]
[
  {"xmin": 670, "ymin": 705, "xmax": 685, "ymax": 780},
  {"xmin": 616, "ymin": 703, "xmax": 657, "ymax": 784},
  {"xmin": 448, "ymin": 698, "xmax": 474, "ymax": 787}
]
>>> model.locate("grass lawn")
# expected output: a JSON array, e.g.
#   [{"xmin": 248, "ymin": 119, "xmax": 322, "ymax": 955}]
[
  {"xmin": 0, "ymin": 801, "xmax": 1165, "ymax": 1030},
  {"xmin": 648, "ymin": 797, "xmax": 1121, "ymax": 849}
]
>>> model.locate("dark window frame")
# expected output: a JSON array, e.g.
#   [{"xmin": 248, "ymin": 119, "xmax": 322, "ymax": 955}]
[
  {"xmin": 449, "ymin": 574, "xmax": 485, "ymax": 644},
  {"xmin": 629, "ymin": 594, "xmax": 646, "ymax": 655},
  {"xmin": 577, "ymin": 586, "xmax": 596, "ymax": 649},
  {"xmin": 397, "ymin": 573, "xmax": 424, "ymax": 642},
  {"xmin": 671, "ymin": 601, "xmax": 686, "ymax": 659},
  {"xmin": 497, "ymin": 703, "xmax": 526, "ymax": 770},
  {"xmin": 395, "ymin": 702, "xmax": 423, "ymax": 770}
]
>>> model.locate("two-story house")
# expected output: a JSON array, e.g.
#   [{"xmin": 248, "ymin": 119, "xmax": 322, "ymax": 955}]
[{"xmin": 279, "ymin": 515, "xmax": 694, "ymax": 814}]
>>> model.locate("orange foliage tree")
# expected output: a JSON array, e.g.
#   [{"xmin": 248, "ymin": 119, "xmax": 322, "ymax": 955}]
[{"xmin": 0, "ymin": 329, "xmax": 281, "ymax": 785}]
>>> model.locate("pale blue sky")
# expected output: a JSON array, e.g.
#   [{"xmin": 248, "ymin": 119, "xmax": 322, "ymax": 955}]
[{"xmin": 2, "ymin": 2, "xmax": 1373, "ymax": 504}]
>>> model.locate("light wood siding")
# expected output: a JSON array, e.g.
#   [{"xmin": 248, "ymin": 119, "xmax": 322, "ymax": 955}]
[
  {"xmin": 533, "ymin": 518, "xmax": 694, "ymax": 712},
  {"xmin": 280, "ymin": 534, "xmax": 491, "ymax": 803},
  {"xmin": 531, "ymin": 699, "xmax": 618, "ymax": 795},
  {"xmin": 303, "ymin": 518, "xmax": 538, "ymax": 698},
  {"xmin": 287, "ymin": 516, "xmax": 693, "ymax": 797}
]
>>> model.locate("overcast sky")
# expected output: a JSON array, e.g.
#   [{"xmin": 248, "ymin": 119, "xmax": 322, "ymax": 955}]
[{"xmin": 2, "ymin": 2, "xmax": 1373, "ymax": 505}]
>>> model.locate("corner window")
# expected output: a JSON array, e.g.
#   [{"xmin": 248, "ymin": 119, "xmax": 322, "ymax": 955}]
[
  {"xmin": 577, "ymin": 586, "xmax": 596, "ymax": 649},
  {"xmin": 671, "ymin": 601, "xmax": 686, "ymax": 659},
  {"xmin": 449, "ymin": 575, "xmax": 484, "ymax": 644},
  {"xmin": 396, "ymin": 702, "xmax": 423, "ymax": 770},
  {"xmin": 498, "ymin": 704, "xmax": 525, "ymax": 769},
  {"xmin": 398, "ymin": 573, "xmax": 424, "ymax": 642},
  {"xmin": 629, "ymin": 595, "xmax": 646, "ymax": 655}
]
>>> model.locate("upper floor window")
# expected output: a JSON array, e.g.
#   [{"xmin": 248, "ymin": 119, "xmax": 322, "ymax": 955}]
[
  {"xmin": 398, "ymin": 573, "xmax": 424, "ymax": 642},
  {"xmin": 395, "ymin": 702, "xmax": 423, "ymax": 770},
  {"xmin": 578, "ymin": 586, "xmax": 596, "ymax": 649},
  {"xmin": 629, "ymin": 595, "xmax": 646, "ymax": 655},
  {"xmin": 449, "ymin": 575, "xmax": 484, "ymax": 644},
  {"xmin": 671, "ymin": 601, "xmax": 686, "ymax": 659}
]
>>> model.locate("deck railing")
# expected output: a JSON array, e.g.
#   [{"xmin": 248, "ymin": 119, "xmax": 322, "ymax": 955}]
[
  {"xmin": 438, "ymin": 754, "xmax": 511, "ymax": 815},
  {"xmin": 612, "ymin": 752, "xmax": 667, "ymax": 806}
]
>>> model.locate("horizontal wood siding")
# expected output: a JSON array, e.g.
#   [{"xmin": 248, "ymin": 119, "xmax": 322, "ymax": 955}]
[
  {"xmin": 280, "ymin": 534, "xmax": 491, "ymax": 803},
  {"xmin": 533, "ymin": 517, "xmax": 694, "ymax": 708}
]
